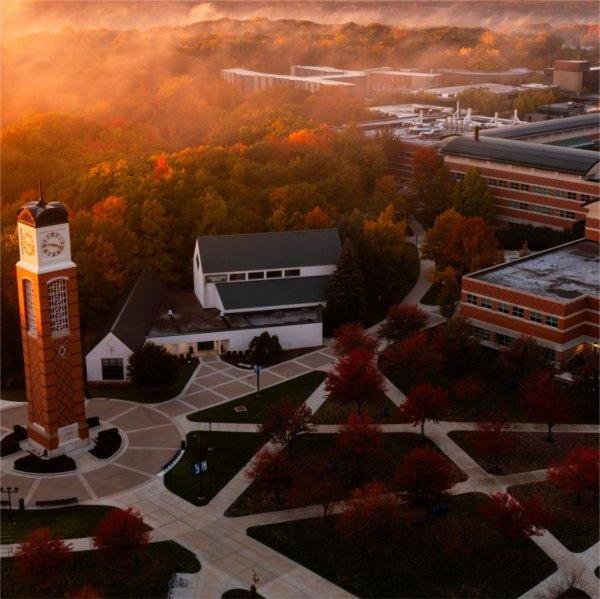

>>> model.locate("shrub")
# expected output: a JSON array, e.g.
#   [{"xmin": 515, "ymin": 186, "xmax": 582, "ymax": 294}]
[
  {"xmin": 127, "ymin": 342, "xmax": 178, "ymax": 387},
  {"xmin": 249, "ymin": 332, "xmax": 283, "ymax": 366},
  {"xmin": 377, "ymin": 304, "xmax": 429, "ymax": 343},
  {"xmin": 0, "ymin": 425, "xmax": 27, "ymax": 457},
  {"xmin": 14, "ymin": 453, "xmax": 76, "ymax": 474},
  {"xmin": 89, "ymin": 427, "xmax": 122, "ymax": 459}
]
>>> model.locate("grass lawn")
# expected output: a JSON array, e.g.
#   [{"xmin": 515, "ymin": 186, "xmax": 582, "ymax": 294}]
[
  {"xmin": 311, "ymin": 392, "xmax": 403, "ymax": 424},
  {"xmin": 226, "ymin": 433, "xmax": 466, "ymax": 517},
  {"xmin": 508, "ymin": 480, "xmax": 598, "ymax": 553},
  {"xmin": 1, "ymin": 540, "xmax": 199, "ymax": 598},
  {"xmin": 448, "ymin": 432, "xmax": 599, "ymax": 475},
  {"xmin": 164, "ymin": 431, "xmax": 265, "ymax": 506},
  {"xmin": 187, "ymin": 371, "xmax": 326, "ymax": 424},
  {"xmin": 420, "ymin": 283, "xmax": 441, "ymax": 306},
  {"xmin": 248, "ymin": 493, "xmax": 556, "ymax": 598},
  {"xmin": 89, "ymin": 360, "xmax": 198, "ymax": 403},
  {"xmin": 0, "ymin": 506, "xmax": 136, "ymax": 544}
]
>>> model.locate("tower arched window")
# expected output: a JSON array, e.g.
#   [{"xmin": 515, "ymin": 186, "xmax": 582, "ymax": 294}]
[
  {"xmin": 48, "ymin": 279, "xmax": 69, "ymax": 334},
  {"xmin": 23, "ymin": 279, "xmax": 37, "ymax": 334}
]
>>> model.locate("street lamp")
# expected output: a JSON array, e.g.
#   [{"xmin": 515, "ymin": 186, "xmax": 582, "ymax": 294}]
[{"xmin": 1, "ymin": 486, "xmax": 19, "ymax": 524}]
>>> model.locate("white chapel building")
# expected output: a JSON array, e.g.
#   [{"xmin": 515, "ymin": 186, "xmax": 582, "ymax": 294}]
[{"xmin": 85, "ymin": 229, "xmax": 341, "ymax": 381}]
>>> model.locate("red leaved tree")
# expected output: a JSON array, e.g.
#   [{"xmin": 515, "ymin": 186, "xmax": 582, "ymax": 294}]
[
  {"xmin": 520, "ymin": 369, "xmax": 569, "ymax": 442},
  {"xmin": 379, "ymin": 331, "xmax": 443, "ymax": 390},
  {"xmin": 452, "ymin": 376, "xmax": 486, "ymax": 403},
  {"xmin": 333, "ymin": 322, "xmax": 379, "ymax": 358},
  {"xmin": 71, "ymin": 586, "xmax": 104, "ymax": 599},
  {"xmin": 400, "ymin": 383, "xmax": 448, "ymax": 436},
  {"xmin": 92, "ymin": 507, "xmax": 149, "ymax": 571},
  {"xmin": 377, "ymin": 304, "xmax": 429, "ymax": 344},
  {"xmin": 549, "ymin": 446, "xmax": 599, "ymax": 504},
  {"xmin": 15, "ymin": 528, "xmax": 73, "ymax": 597},
  {"xmin": 336, "ymin": 481, "xmax": 402, "ymax": 551},
  {"xmin": 325, "ymin": 348, "xmax": 385, "ymax": 414},
  {"xmin": 258, "ymin": 399, "xmax": 315, "ymax": 446},
  {"xmin": 245, "ymin": 447, "xmax": 294, "ymax": 503},
  {"xmin": 394, "ymin": 446, "xmax": 457, "ymax": 510},
  {"xmin": 473, "ymin": 419, "xmax": 515, "ymax": 474},
  {"xmin": 479, "ymin": 492, "xmax": 552, "ymax": 538}
]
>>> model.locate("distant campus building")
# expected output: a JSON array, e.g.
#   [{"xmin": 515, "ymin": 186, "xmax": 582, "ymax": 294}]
[
  {"xmin": 85, "ymin": 229, "xmax": 341, "ymax": 382},
  {"xmin": 461, "ymin": 202, "xmax": 600, "ymax": 363}
]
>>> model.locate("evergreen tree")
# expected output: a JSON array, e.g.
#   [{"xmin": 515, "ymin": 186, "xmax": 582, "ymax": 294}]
[
  {"xmin": 452, "ymin": 167, "xmax": 495, "ymax": 223},
  {"xmin": 325, "ymin": 239, "xmax": 367, "ymax": 332}
]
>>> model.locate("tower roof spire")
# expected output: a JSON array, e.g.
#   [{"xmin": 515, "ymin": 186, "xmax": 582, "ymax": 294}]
[{"xmin": 38, "ymin": 176, "xmax": 46, "ymax": 207}]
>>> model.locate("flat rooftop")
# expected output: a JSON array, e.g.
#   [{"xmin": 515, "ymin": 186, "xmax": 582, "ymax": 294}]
[
  {"xmin": 225, "ymin": 307, "xmax": 321, "ymax": 328},
  {"xmin": 471, "ymin": 240, "xmax": 599, "ymax": 302},
  {"xmin": 426, "ymin": 83, "xmax": 517, "ymax": 96}
]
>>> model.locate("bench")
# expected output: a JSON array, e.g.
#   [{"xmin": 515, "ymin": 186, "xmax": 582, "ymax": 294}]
[{"xmin": 35, "ymin": 497, "xmax": 78, "ymax": 508}]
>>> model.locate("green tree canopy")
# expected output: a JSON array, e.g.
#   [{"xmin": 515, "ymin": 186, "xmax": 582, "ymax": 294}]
[{"xmin": 452, "ymin": 167, "xmax": 496, "ymax": 222}]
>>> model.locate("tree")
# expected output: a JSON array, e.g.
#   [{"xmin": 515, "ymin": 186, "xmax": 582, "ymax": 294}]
[
  {"xmin": 497, "ymin": 336, "xmax": 551, "ymax": 384},
  {"xmin": 249, "ymin": 331, "xmax": 283, "ymax": 366},
  {"xmin": 435, "ymin": 315, "xmax": 479, "ymax": 372},
  {"xmin": 258, "ymin": 400, "xmax": 315, "ymax": 446},
  {"xmin": 325, "ymin": 348, "xmax": 385, "ymax": 414},
  {"xmin": 432, "ymin": 266, "xmax": 460, "ymax": 319},
  {"xmin": 520, "ymin": 369, "xmax": 569, "ymax": 442},
  {"xmin": 325, "ymin": 239, "xmax": 367, "ymax": 331},
  {"xmin": 514, "ymin": 88, "xmax": 556, "ymax": 117},
  {"xmin": 379, "ymin": 331, "xmax": 443, "ymax": 390},
  {"xmin": 456, "ymin": 88, "xmax": 510, "ymax": 116},
  {"xmin": 394, "ymin": 447, "xmax": 456, "ymax": 510},
  {"xmin": 332, "ymin": 322, "xmax": 378, "ymax": 358},
  {"xmin": 452, "ymin": 376, "xmax": 486, "ymax": 402},
  {"xmin": 400, "ymin": 383, "xmax": 448, "ymax": 436},
  {"xmin": 479, "ymin": 492, "xmax": 552, "ymax": 539},
  {"xmin": 337, "ymin": 482, "xmax": 402, "ymax": 551},
  {"xmin": 549, "ymin": 446, "xmax": 599, "ymax": 504},
  {"xmin": 452, "ymin": 167, "xmax": 495, "ymax": 223},
  {"xmin": 245, "ymin": 447, "xmax": 293, "ymax": 503},
  {"xmin": 303, "ymin": 206, "xmax": 333, "ymax": 229},
  {"xmin": 568, "ymin": 347, "xmax": 599, "ymax": 397},
  {"xmin": 71, "ymin": 586, "xmax": 104, "ymax": 599},
  {"xmin": 127, "ymin": 342, "xmax": 178, "ymax": 388},
  {"xmin": 473, "ymin": 419, "xmax": 515, "ymax": 474},
  {"xmin": 377, "ymin": 303, "xmax": 429, "ymax": 344},
  {"xmin": 92, "ymin": 507, "xmax": 149, "ymax": 571},
  {"xmin": 15, "ymin": 528, "xmax": 73, "ymax": 597}
]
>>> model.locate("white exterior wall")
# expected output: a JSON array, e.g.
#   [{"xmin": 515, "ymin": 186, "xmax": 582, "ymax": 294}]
[
  {"xmin": 85, "ymin": 332, "xmax": 132, "ymax": 382},
  {"xmin": 193, "ymin": 244, "xmax": 205, "ymax": 306}
]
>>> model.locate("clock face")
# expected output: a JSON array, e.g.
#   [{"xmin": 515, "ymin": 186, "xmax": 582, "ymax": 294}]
[
  {"xmin": 42, "ymin": 231, "xmax": 65, "ymax": 257},
  {"xmin": 20, "ymin": 229, "xmax": 35, "ymax": 257}
]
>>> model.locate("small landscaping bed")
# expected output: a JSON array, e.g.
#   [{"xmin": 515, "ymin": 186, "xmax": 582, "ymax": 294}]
[
  {"xmin": 248, "ymin": 493, "xmax": 556, "ymax": 598},
  {"xmin": 0, "ymin": 505, "xmax": 135, "ymax": 544},
  {"xmin": 14, "ymin": 453, "xmax": 76, "ymax": 474},
  {"xmin": 0, "ymin": 540, "xmax": 200, "ymax": 598},
  {"xmin": 448, "ymin": 431, "xmax": 599, "ymax": 475},
  {"xmin": 188, "ymin": 371, "xmax": 327, "ymax": 424},
  {"xmin": 222, "ymin": 590, "xmax": 264, "ymax": 599},
  {"xmin": 311, "ymin": 392, "xmax": 403, "ymax": 424},
  {"xmin": 226, "ymin": 433, "xmax": 466, "ymax": 517},
  {"xmin": 508, "ymin": 480, "xmax": 598, "ymax": 552},
  {"xmin": 165, "ymin": 431, "xmax": 265, "ymax": 506},
  {"xmin": 0, "ymin": 425, "xmax": 27, "ymax": 457},
  {"xmin": 89, "ymin": 427, "xmax": 122, "ymax": 459}
]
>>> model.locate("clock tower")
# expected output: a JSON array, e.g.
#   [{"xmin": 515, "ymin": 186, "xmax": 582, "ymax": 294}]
[{"xmin": 16, "ymin": 187, "xmax": 88, "ymax": 455}]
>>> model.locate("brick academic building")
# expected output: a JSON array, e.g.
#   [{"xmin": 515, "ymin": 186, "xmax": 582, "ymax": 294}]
[{"xmin": 460, "ymin": 202, "xmax": 600, "ymax": 363}]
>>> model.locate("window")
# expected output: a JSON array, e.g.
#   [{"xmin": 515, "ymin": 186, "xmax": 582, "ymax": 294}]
[
  {"xmin": 512, "ymin": 306, "xmax": 524, "ymax": 318},
  {"xmin": 229, "ymin": 273, "xmax": 246, "ymax": 281},
  {"xmin": 284, "ymin": 269, "xmax": 300, "ymax": 277},
  {"xmin": 530, "ymin": 311, "xmax": 543, "ymax": 323},
  {"xmin": 248, "ymin": 272, "xmax": 264, "ymax": 280},
  {"xmin": 266, "ymin": 270, "xmax": 282, "ymax": 278},
  {"xmin": 197, "ymin": 341, "xmax": 214, "ymax": 351},
  {"xmin": 101, "ymin": 358, "xmax": 124, "ymax": 380},
  {"xmin": 567, "ymin": 192, "xmax": 577, "ymax": 200},
  {"xmin": 497, "ymin": 302, "xmax": 510, "ymax": 314},
  {"xmin": 545, "ymin": 349, "xmax": 556, "ymax": 362},
  {"xmin": 480, "ymin": 298, "xmax": 492, "ymax": 310},
  {"xmin": 496, "ymin": 333, "xmax": 513, "ymax": 348},
  {"xmin": 206, "ymin": 274, "xmax": 227, "ymax": 283},
  {"xmin": 546, "ymin": 315, "xmax": 558, "ymax": 328},
  {"xmin": 23, "ymin": 279, "xmax": 36, "ymax": 335},
  {"xmin": 195, "ymin": 255, "xmax": 200, "ymax": 270},
  {"xmin": 474, "ymin": 327, "xmax": 492, "ymax": 341},
  {"xmin": 466, "ymin": 294, "xmax": 478, "ymax": 305},
  {"xmin": 48, "ymin": 279, "xmax": 69, "ymax": 334}
]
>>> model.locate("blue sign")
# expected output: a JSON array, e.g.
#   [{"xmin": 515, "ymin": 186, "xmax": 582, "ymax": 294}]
[
  {"xmin": 254, "ymin": 365, "xmax": 261, "ymax": 374},
  {"xmin": 193, "ymin": 460, "xmax": 208, "ymax": 475}
]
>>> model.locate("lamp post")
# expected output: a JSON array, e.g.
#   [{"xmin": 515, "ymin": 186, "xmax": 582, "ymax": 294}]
[
  {"xmin": 1, "ymin": 486, "xmax": 19, "ymax": 523},
  {"xmin": 254, "ymin": 364, "xmax": 261, "ymax": 397},
  {"xmin": 208, "ymin": 420, "xmax": 213, "ymax": 451}
]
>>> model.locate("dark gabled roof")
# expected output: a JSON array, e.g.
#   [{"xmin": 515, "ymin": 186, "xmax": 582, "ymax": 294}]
[
  {"xmin": 87, "ymin": 269, "xmax": 166, "ymax": 352},
  {"xmin": 440, "ymin": 136, "xmax": 599, "ymax": 176},
  {"xmin": 480, "ymin": 113, "xmax": 599, "ymax": 139},
  {"xmin": 196, "ymin": 229, "xmax": 341, "ymax": 274},
  {"xmin": 215, "ymin": 276, "xmax": 330, "ymax": 311}
]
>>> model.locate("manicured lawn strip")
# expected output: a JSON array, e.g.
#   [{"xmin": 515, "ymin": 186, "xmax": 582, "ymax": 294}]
[
  {"xmin": 165, "ymin": 431, "xmax": 265, "ymax": 506},
  {"xmin": 448, "ymin": 431, "xmax": 599, "ymax": 475},
  {"xmin": 0, "ymin": 506, "xmax": 133, "ymax": 544},
  {"xmin": 1, "ymin": 540, "xmax": 199, "ymax": 598},
  {"xmin": 420, "ymin": 283, "xmax": 441, "ymax": 306},
  {"xmin": 90, "ymin": 360, "xmax": 198, "ymax": 403},
  {"xmin": 311, "ymin": 391, "xmax": 403, "ymax": 424},
  {"xmin": 508, "ymin": 480, "xmax": 598, "ymax": 553},
  {"xmin": 248, "ymin": 493, "xmax": 556, "ymax": 598},
  {"xmin": 226, "ymin": 433, "xmax": 466, "ymax": 517},
  {"xmin": 187, "ymin": 371, "xmax": 327, "ymax": 424}
]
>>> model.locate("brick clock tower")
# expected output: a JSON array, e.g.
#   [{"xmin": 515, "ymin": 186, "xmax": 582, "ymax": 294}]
[{"xmin": 16, "ymin": 189, "xmax": 89, "ymax": 455}]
